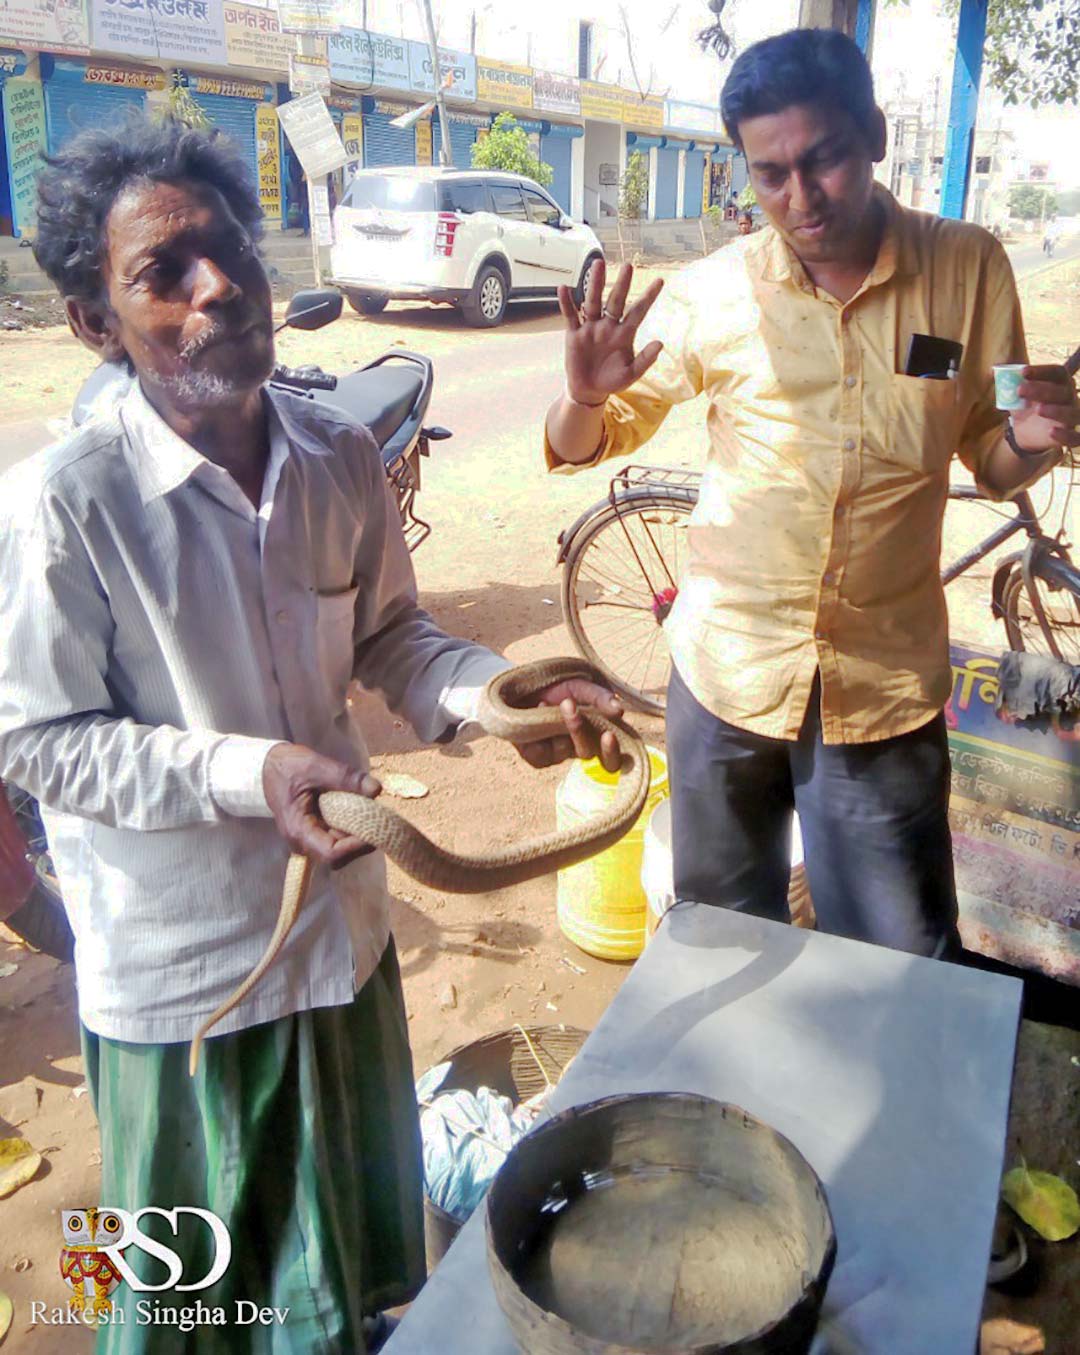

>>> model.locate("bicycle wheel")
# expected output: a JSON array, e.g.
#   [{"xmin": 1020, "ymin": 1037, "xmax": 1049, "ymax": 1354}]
[
  {"xmin": 562, "ymin": 492, "xmax": 695, "ymax": 714},
  {"xmin": 1002, "ymin": 560, "xmax": 1080, "ymax": 663}
]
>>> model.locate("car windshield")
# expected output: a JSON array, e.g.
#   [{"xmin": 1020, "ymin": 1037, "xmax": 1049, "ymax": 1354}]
[{"xmin": 343, "ymin": 177, "xmax": 438, "ymax": 212}]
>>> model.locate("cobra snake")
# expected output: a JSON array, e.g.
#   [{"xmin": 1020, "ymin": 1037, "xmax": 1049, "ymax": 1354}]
[{"xmin": 189, "ymin": 659, "xmax": 649, "ymax": 1074}]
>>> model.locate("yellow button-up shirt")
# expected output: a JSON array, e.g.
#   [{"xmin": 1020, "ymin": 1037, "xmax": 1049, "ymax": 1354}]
[{"xmin": 548, "ymin": 191, "xmax": 1027, "ymax": 744}]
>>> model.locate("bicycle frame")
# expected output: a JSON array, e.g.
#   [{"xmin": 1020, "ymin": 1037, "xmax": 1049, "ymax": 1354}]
[
  {"xmin": 561, "ymin": 469, "xmax": 1049, "ymax": 592},
  {"xmin": 940, "ymin": 487, "xmax": 1040, "ymax": 585}
]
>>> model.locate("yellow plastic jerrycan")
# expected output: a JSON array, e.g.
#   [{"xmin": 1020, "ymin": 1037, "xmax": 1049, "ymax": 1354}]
[{"xmin": 554, "ymin": 746, "xmax": 669, "ymax": 961}]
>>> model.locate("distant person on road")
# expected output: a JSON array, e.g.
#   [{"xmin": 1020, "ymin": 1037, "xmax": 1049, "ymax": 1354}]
[
  {"xmin": 544, "ymin": 29, "xmax": 1079, "ymax": 960},
  {"xmin": 0, "ymin": 115, "xmax": 620, "ymax": 1355},
  {"xmin": 1042, "ymin": 217, "xmax": 1062, "ymax": 256}
]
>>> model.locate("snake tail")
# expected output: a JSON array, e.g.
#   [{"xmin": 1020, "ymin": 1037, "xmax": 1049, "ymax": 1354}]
[{"xmin": 188, "ymin": 853, "xmax": 314, "ymax": 1076}]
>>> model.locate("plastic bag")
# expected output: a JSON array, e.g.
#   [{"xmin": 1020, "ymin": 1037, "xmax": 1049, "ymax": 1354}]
[{"xmin": 416, "ymin": 1062, "xmax": 543, "ymax": 1223}]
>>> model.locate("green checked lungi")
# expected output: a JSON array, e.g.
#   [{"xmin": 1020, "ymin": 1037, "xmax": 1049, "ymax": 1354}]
[{"xmin": 80, "ymin": 940, "xmax": 425, "ymax": 1355}]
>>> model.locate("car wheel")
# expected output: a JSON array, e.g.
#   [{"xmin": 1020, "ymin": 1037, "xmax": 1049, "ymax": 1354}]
[
  {"xmin": 573, "ymin": 252, "xmax": 604, "ymax": 308},
  {"xmin": 463, "ymin": 265, "xmax": 508, "ymax": 327},
  {"xmin": 345, "ymin": 289, "xmax": 389, "ymax": 316}
]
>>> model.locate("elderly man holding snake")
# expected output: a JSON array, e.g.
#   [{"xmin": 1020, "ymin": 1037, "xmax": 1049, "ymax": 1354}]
[{"xmin": 0, "ymin": 117, "xmax": 619, "ymax": 1355}]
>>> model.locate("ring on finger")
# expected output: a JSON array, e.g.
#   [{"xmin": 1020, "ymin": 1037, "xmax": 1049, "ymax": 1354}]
[{"xmin": 601, "ymin": 307, "xmax": 622, "ymax": 322}]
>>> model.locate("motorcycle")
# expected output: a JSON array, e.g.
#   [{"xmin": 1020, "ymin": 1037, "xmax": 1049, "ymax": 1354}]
[{"xmin": 0, "ymin": 288, "xmax": 450, "ymax": 961}]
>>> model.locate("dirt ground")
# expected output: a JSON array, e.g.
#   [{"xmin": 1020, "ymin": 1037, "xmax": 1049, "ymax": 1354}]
[{"xmin": 0, "ymin": 257, "xmax": 1078, "ymax": 1353}]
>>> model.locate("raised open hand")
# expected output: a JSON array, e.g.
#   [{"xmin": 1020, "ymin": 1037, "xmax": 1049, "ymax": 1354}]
[{"xmin": 557, "ymin": 259, "xmax": 666, "ymax": 407}]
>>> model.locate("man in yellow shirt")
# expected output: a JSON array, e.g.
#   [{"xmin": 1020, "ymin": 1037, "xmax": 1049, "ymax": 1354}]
[{"xmin": 545, "ymin": 29, "xmax": 1079, "ymax": 957}]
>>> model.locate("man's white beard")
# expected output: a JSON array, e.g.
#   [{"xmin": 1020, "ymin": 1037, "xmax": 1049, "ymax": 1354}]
[
  {"xmin": 161, "ymin": 343, "xmax": 274, "ymax": 406},
  {"xmin": 164, "ymin": 366, "xmax": 249, "ymax": 406}
]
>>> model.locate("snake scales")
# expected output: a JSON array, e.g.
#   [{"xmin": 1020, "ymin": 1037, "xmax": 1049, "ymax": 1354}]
[{"xmin": 189, "ymin": 659, "xmax": 649, "ymax": 1074}]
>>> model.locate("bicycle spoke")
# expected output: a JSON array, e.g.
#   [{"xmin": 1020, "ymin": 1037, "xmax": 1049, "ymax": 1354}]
[
  {"xmin": 1008, "ymin": 570, "xmax": 1080, "ymax": 663},
  {"xmin": 565, "ymin": 498, "xmax": 692, "ymax": 710}
]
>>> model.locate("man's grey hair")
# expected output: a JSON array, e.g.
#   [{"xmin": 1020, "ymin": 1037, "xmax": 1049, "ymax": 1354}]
[{"xmin": 33, "ymin": 114, "xmax": 264, "ymax": 303}]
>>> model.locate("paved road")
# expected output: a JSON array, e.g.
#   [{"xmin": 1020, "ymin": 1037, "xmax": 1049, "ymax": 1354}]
[{"xmin": 1006, "ymin": 233, "xmax": 1080, "ymax": 279}]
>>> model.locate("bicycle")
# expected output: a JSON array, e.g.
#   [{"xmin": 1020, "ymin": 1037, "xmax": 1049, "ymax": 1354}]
[{"xmin": 558, "ymin": 441, "xmax": 1080, "ymax": 715}]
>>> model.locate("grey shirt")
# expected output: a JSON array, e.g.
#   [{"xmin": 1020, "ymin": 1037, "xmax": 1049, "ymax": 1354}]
[{"xmin": 0, "ymin": 382, "xmax": 507, "ymax": 1042}]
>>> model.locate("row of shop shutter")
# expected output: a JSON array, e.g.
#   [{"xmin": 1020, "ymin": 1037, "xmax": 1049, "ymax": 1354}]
[
  {"xmin": 431, "ymin": 114, "xmax": 479, "ymax": 171},
  {"xmin": 190, "ymin": 91, "xmax": 258, "ymax": 181},
  {"xmin": 41, "ymin": 65, "xmax": 258, "ymax": 195},
  {"xmin": 43, "ymin": 65, "xmax": 147, "ymax": 152},
  {"xmin": 36, "ymin": 68, "xmax": 736, "ymax": 224}
]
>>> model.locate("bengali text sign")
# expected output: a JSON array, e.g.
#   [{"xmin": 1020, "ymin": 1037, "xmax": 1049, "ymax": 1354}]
[
  {"xmin": 225, "ymin": 2, "xmax": 294, "ymax": 73},
  {"xmin": 946, "ymin": 643, "xmax": 1080, "ymax": 984},
  {"xmin": 407, "ymin": 38, "xmax": 475, "ymax": 102},
  {"xmin": 90, "ymin": 0, "xmax": 227, "ymax": 65},
  {"xmin": 2, "ymin": 75, "xmax": 46, "ymax": 237},
  {"xmin": 0, "ymin": 0, "xmax": 89, "ymax": 54},
  {"xmin": 476, "ymin": 57, "xmax": 532, "ymax": 110},
  {"xmin": 328, "ymin": 27, "xmax": 409, "ymax": 91}
]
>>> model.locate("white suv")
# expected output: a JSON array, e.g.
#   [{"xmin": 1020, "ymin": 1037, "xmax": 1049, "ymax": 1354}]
[{"xmin": 328, "ymin": 167, "xmax": 604, "ymax": 327}]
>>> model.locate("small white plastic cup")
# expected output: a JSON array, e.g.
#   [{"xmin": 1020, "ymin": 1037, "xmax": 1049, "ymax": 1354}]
[{"xmin": 993, "ymin": 364, "xmax": 1027, "ymax": 412}]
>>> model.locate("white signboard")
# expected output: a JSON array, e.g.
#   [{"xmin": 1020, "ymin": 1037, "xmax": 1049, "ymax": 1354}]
[
  {"xmin": 533, "ymin": 69, "xmax": 580, "ymax": 118},
  {"xmin": 309, "ymin": 181, "xmax": 331, "ymax": 245},
  {"xmin": 224, "ymin": 2, "xmax": 295, "ymax": 74},
  {"xmin": 328, "ymin": 27, "xmax": 410, "ymax": 91},
  {"xmin": 90, "ymin": 0, "xmax": 228, "ymax": 65},
  {"xmin": 289, "ymin": 50, "xmax": 329, "ymax": 95},
  {"xmin": 276, "ymin": 0, "xmax": 335, "ymax": 34},
  {"xmin": 0, "ymin": 0, "xmax": 89, "ymax": 54},
  {"xmin": 407, "ymin": 39, "xmax": 476, "ymax": 103},
  {"xmin": 276, "ymin": 92, "xmax": 347, "ymax": 178},
  {"xmin": 664, "ymin": 99, "xmax": 724, "ymax": 139}
]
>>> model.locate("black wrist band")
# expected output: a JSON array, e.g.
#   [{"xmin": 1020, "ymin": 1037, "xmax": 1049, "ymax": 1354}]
[{"xmin": 1004, "ymin": 421, "xmax": 1053, "ymax": 461}]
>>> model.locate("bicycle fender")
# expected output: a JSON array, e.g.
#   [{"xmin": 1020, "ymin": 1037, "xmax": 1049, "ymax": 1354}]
[
  {"xmin": 990, "ymin": 552, "xmax": 1024, "ymax": 619},
  {"xmin": 556, "ymin": 496, "xmax": 610, "ymax": 565},
  {"xmin": 555, "ymin": 484, "xmax": 700, "ymax": 565}
]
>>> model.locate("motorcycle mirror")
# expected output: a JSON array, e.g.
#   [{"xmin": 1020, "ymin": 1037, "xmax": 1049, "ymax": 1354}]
[{"xmin": 281, "ymin": 289, "xmax": 344, "ymax": 332}]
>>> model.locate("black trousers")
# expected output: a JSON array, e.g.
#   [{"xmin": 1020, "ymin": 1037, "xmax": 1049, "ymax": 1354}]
[{"xmin": 665, "ymin": 666, "xmax": 962, "ymax": 959}]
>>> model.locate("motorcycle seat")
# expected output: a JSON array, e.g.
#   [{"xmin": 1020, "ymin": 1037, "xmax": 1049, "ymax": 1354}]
[{"xmin": 328, "ymin": 367, "xmax": 423, "ymax": 451}]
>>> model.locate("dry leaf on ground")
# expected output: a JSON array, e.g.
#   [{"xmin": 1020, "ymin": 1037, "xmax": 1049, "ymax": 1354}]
[
  {"xmin": 381, "ymin": 772, "xmax": 429, "ymax": 800},
  {"xmin": 0, "ymin": 1288, "xmax": 11, "ymax": 1344},
  {"xmin": 0, "ymin": 1136, "xmax": 43, "ymax": 1199},
  {"xmin": 1001, "ymin": 1163, "xmax": 1080, "ymax": 1242},
  {"xmin": 979, "ymin": 1316, "xmax": 1045, "ymax": 1355}
]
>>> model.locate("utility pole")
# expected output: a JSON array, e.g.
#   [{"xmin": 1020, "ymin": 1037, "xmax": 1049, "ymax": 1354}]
[
  {"xmin": 421, "ymin": 0, "xmax": 454, "ymax": 167},
  {"xmin": 939, "ymin": 0, "xmax": 988, "ymax": 219},
  {"xmin": 797, "ymin": 0, "xmax": 875, "ymax": 56}
]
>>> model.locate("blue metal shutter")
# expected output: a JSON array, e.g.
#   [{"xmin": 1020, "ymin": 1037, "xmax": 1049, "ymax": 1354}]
[
  {"xmin": 540, "ymin": 135, "xmax": 572, "ymax": 213},
  {"xmin": 432, "ymin": 115, "xmax": 476, "ymax": 169},
  {"xmin": 363, "ymin": 111, "xmax": 416, "ymax": 168},
  {"xmin": 190, "ymin": 92, "xmax": 259, "ymax": 192},
  {"xmin": 450, "ymin": 121, "xmax": 476, "ymax": 169},
  {"xmin": 44, "ymin": 65, "xmax": 146, "ymax": 154},
  {"xmin": 655, "ymin": 147, "xmax": 678, "ymax": 219},
  {"xmin": 682, "ymin": 150, "xmax": 705, "ymax": 218},
  {"xmin": 730, "ymin": 152, "xmax": 749, "ymax": 199}
]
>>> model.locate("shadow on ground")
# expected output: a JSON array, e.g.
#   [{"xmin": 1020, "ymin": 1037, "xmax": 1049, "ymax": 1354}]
[
  {"xmin": 390, "ymin": 894, "xmax": 542, "ymax": 983},
  {"xmin": 345, "ymin": 298, "xmax": 567, "ymax": 339}
]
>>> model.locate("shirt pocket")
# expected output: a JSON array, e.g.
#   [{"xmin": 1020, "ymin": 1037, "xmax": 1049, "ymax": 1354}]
[
  {"xmin": 315, "ymin": 587, "xmax": 359, "ymax": 710},
  {"xmin": 887, "ymin": 374, "xmax": 960, "ymax": 475}
]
